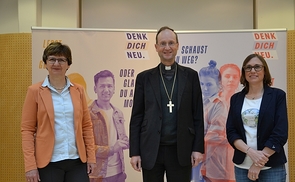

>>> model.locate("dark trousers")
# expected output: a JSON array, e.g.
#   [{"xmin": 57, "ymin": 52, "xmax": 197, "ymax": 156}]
[
  {"xmin": 142, "ymin": 145, "xmax": 192, "ymax": 182},
  {"xmin": 38, "ymin": 158, "xmax": 89, "ymax": 182}
]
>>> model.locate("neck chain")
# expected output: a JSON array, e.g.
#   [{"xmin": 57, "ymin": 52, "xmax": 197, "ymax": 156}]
[
  {"xmin": 49, "ymin": 77, "xmax": 67, "ymax": 91},
  {"xmin": 160, "ymin": 65, "xmax": 177, "ymax": 113},
  {"xmin": 246, "ymin": 89, "xmax": 264, "ymax": 100},
  {"xmin": 51, "ymin": 85, "xmax": 66, "ymax": 90}
]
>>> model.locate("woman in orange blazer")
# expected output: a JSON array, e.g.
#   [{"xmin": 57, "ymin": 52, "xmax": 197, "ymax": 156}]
[{"xmin": 21, "ymin": 42, "xmax": 96, "ymax": 182}]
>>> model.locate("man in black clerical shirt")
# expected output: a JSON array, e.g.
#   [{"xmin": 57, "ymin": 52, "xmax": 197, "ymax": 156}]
[{"xmin": 129, "ymin": 26, "xmax": 205, "ymax": 182}]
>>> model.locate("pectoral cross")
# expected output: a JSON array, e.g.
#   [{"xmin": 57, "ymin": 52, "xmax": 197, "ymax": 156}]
[{"xmin": 167, "ymin": 100, "xmax": 174, "ymax": 113}]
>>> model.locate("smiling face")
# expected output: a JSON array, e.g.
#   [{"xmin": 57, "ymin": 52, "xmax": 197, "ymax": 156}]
[
  {"xmin": 244, "ymin": 57, "xmax": 265, "ymax": 85},
  {"xmin": 94, "ymin": 77, "xmax": 115, "ymax": 104},
  {"xmin": 200, "ymin": 76, "xmax": 220, "ymax": 100},
  {"xmin": 45, "ymin": 55, "xmax": 70, "ymax": 77},
  {"xmin": 155, "ymin": 29, "xmax": 179, "ymax": 65}
]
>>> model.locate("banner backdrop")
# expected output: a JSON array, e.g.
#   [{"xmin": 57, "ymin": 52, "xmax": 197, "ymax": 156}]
[{"xmin": 32, "ymin": 27, "xmax": 287, "ymax": 182}]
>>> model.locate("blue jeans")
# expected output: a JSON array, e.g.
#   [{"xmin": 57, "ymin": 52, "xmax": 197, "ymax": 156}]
[{"xmin": 234, "ymin": 165, "xmax": 286, "ymax": 182}]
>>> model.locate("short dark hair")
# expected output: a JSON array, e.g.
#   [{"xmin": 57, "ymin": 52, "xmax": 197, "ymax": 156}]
[
  {"xmin": 155, "ymin": 26, "xmax": 179, "ymax": 44},
  {"xmin": 42, "ymin": 42, "xmax": 72, "ymax": 65},
  {"xmin": 94, "ymin": 70, "xmax": 115, "ymax": 86},
  {"xmin": 240, "ymin": 54, "xmax": 272, "ymax": 91}
]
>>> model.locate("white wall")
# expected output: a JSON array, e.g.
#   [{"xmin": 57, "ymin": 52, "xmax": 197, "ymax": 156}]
[
  {"xmin": 255, "ymin": 0, "xmax": 295, "ymax": 30},
  {"xmin": 0, "ymin": 0, "xmax": 19, "ymax": 33},
  {"xmin": 18, "ymin": 0, "xmax": 38, "ymax": 33},
  {"xmin": 81, "ymin": 0, "xmax": 253, "ymax": 30},
  {"xmin": 0, "ymin": 0, "xmax": 294, "ymax": 34},
  {"xmin": 0, "ymin": 0, "xmax": 295, "ymax": 34},
  {"xmin": 41, "ymin": 0, "xmax": 79, "ymax": 28}
]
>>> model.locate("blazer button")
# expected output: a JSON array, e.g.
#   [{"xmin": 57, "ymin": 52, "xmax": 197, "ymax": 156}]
[{"xmin": 158, "ymin": 131, "xmax": 161, "ymax": 134}]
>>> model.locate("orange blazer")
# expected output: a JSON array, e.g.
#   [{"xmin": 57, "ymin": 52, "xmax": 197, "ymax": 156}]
[{"xmin": 21, "ymin": 81, "xmax": 96, "ymax": 172}]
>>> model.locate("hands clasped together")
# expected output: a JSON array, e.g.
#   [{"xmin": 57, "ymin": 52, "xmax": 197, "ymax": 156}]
[{"xmin": 246, "ymin": 148, "xmax": 270, "ymax": 181}]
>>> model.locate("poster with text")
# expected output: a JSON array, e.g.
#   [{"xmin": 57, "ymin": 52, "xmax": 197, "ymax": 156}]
[{"xmin": 32, "ymin": 28, "xmax": 287, "ymax": 182}]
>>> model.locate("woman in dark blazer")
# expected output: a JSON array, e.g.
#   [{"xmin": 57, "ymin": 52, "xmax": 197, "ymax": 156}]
[{"xmin": 226, "ymin": 54, "xmax": 288, "ymax": 182}]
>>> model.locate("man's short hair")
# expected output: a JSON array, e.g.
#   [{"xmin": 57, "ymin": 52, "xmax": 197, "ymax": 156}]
[
  {"xmin": 94, "ymin": 70, "xmax": 115, "ymax": 85},
  {"xmin": 156, "ymin": 26, "xmax": 179, "ymax": 44}
]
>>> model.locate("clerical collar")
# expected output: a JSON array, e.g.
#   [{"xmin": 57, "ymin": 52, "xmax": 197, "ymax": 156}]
[
  {"xmin": 160, "ymin": 63, "xmax": 176, "ymax": 80},
  {"xmin": 160, "ymin": 63, "xmax": 176, "ymax": 72}
]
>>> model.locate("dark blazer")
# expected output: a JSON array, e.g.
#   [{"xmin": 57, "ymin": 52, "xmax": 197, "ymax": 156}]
[
  {"xmin": 129, "ymin": 63, "xmax": 204, "ymax": 170},
  {"xmin": 226, "ymin": 85, "xmax": 288, "ymax": 167}
]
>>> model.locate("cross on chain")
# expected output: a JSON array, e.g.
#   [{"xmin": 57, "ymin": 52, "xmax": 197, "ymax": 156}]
[{"xmin": 167, "ymin": 100, "xmax": 174, "ymax": 113}]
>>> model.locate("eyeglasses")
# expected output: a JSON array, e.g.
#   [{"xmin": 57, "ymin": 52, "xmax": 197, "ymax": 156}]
[
  {"xmin": 47, "ymin": 57, "xmax": 67, "ymax": 64},
  {"xmin": 158, "ymin": 41, "xmax": 177, "ymax": 48},
  {"xmin": 243, "ymin": 65, "xmax": 264, "ymax": 72}
]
